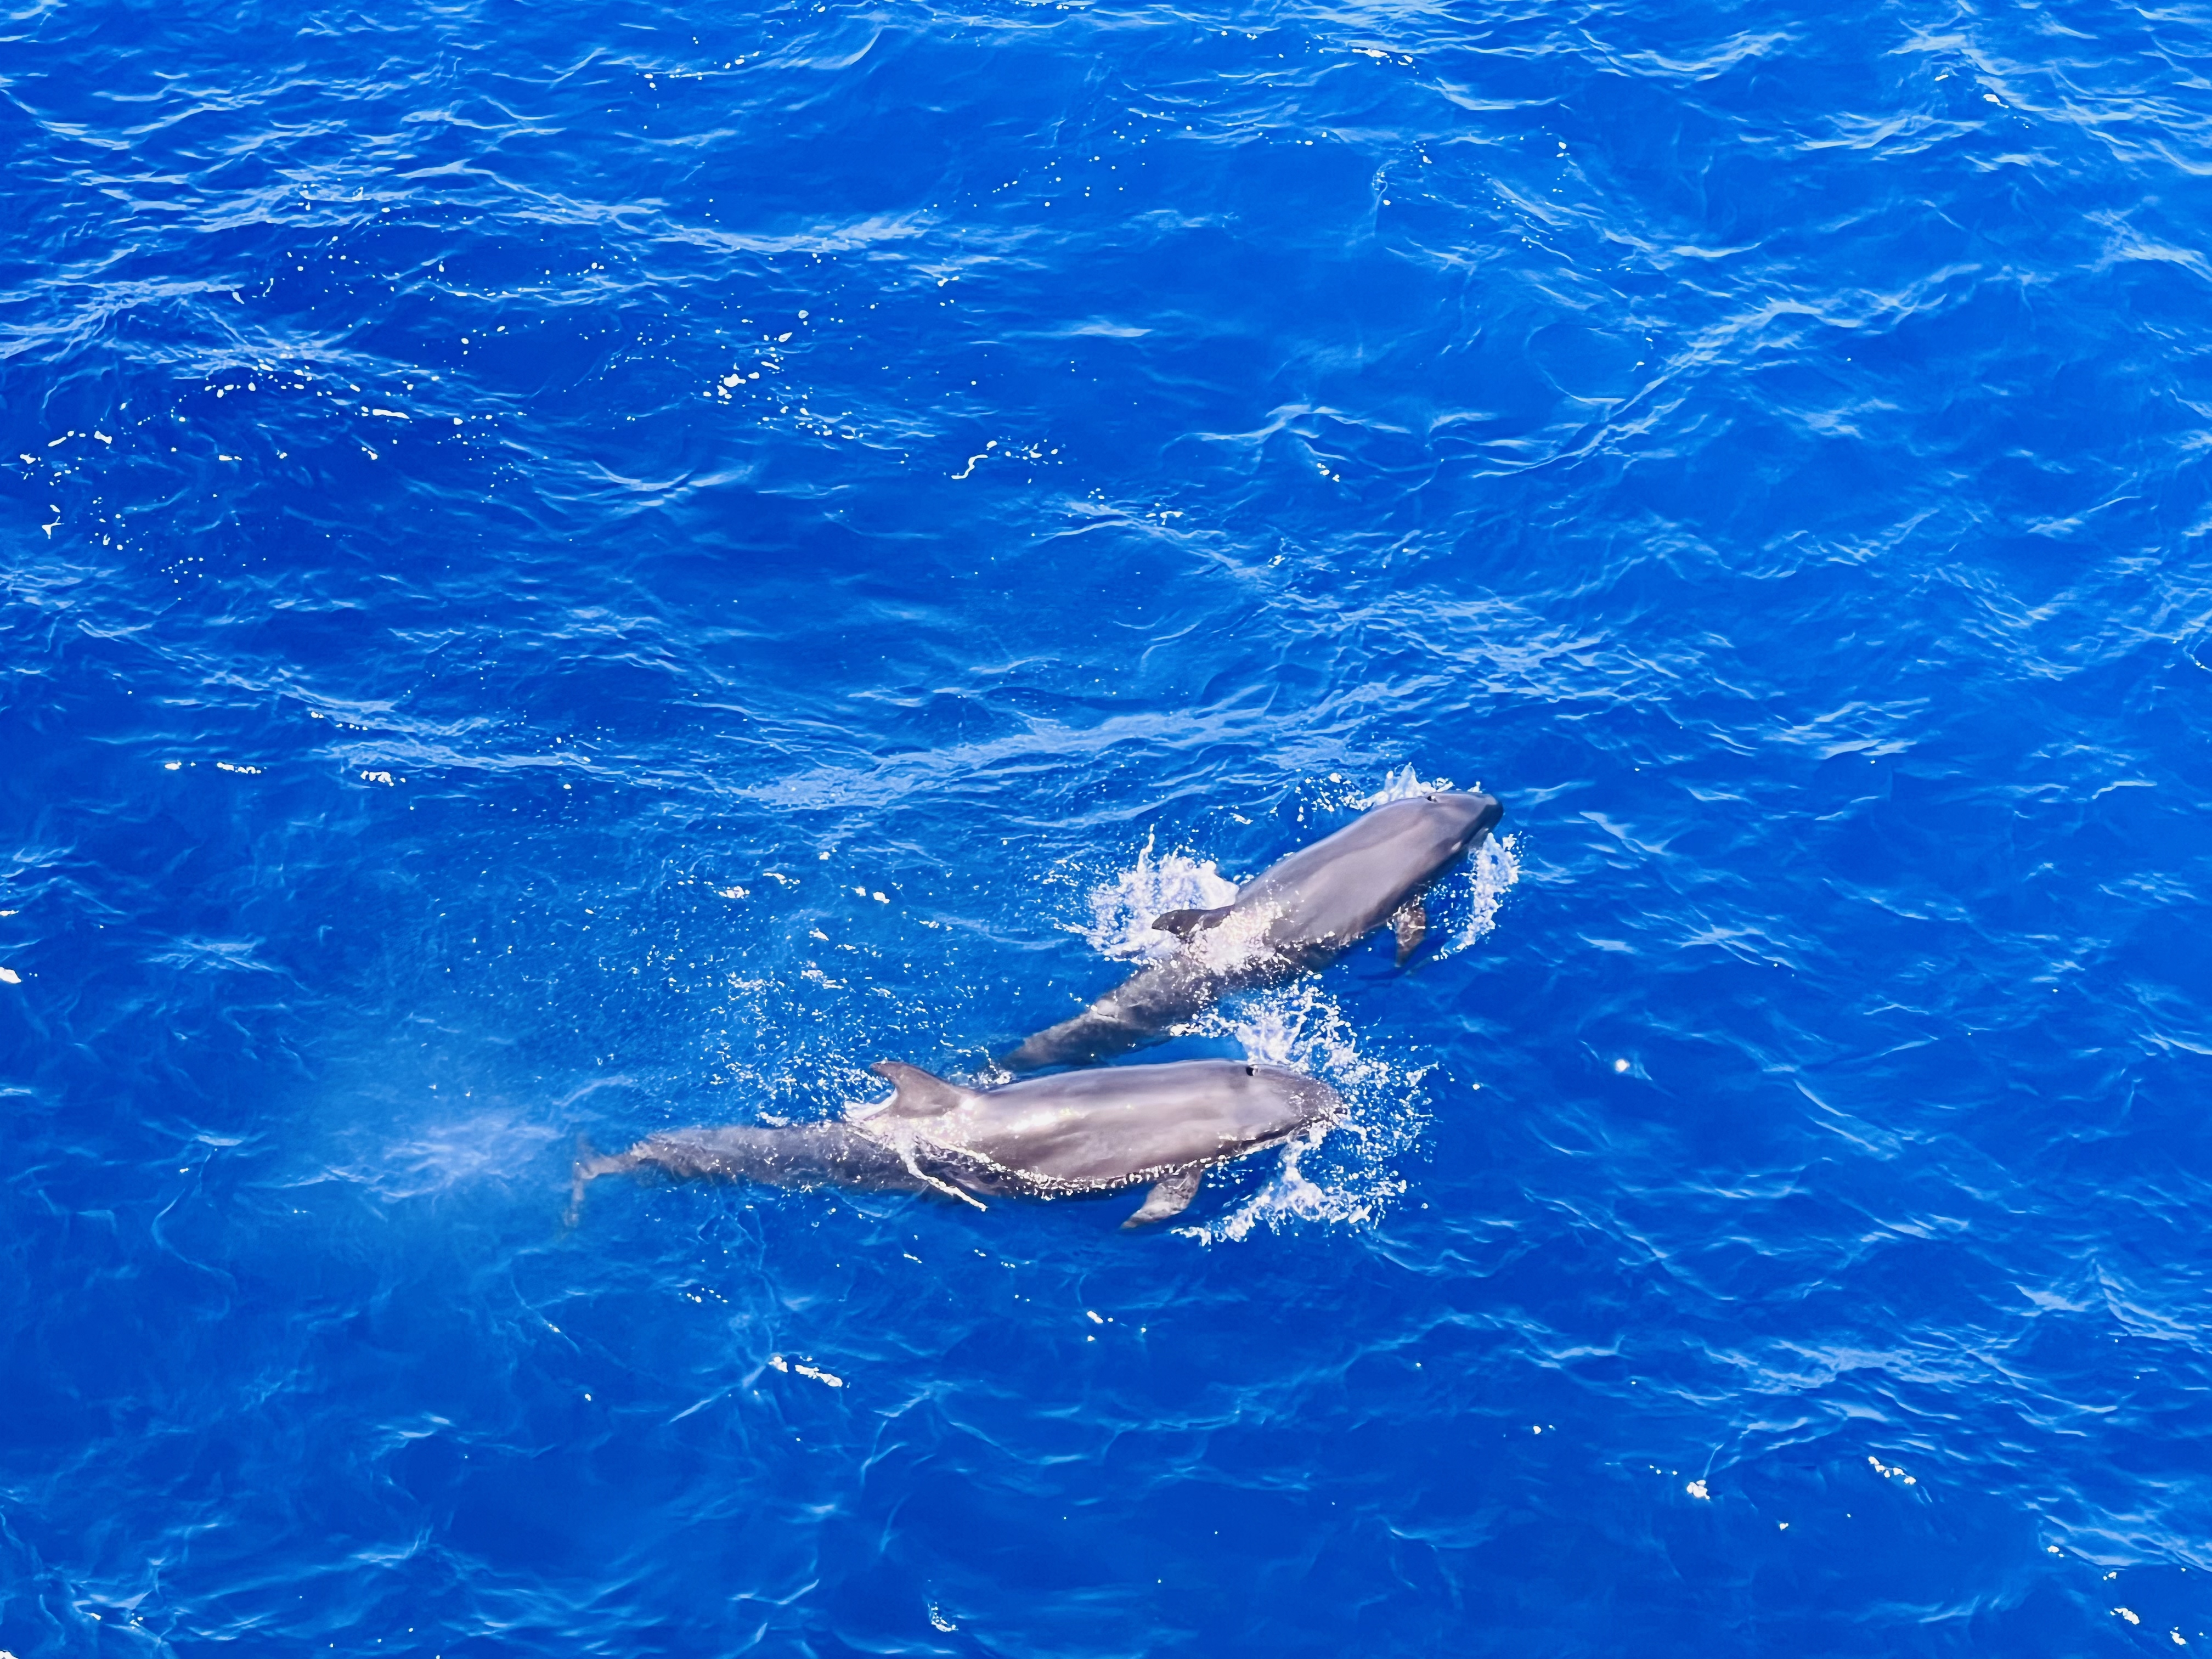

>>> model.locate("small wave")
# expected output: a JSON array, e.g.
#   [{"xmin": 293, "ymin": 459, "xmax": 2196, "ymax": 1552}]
[{"xmin": 1181, "ymin": 981, "xmax": 1428, "ymax": 1244}]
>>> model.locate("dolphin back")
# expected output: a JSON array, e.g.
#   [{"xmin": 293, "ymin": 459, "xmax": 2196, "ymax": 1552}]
[
  {"xmin": 926, "ymin": 1059, "xmax": 1339, "ymax": 1189},
  {"xmin": 1000, "ymin": 953, "xmax": 1228, "ymax": 1072},
  {"xmin": 1236, "ymin": 791, "xmax": 1501, "ymax": 952}
]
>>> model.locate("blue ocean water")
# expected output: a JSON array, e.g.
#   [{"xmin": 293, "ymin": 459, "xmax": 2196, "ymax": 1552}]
[{"xmin": 5, "ymin": 0, "xmax": 2212, "ymax": 1646}]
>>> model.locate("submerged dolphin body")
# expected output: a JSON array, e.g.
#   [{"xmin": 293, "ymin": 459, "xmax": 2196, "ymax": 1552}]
[
  {"xmin": 1001, "ymin": 790, "xmax": 1504, "ymax": 1074},
  {"xmin": 572, "ymin": 1058, "xmax": 1341, "ymax": 1229}
]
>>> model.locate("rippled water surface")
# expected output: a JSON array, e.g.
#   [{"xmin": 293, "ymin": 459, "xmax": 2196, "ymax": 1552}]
[{"xmin": 5, "ymin": 0, "xmax": 2212, "ymax": 1648}]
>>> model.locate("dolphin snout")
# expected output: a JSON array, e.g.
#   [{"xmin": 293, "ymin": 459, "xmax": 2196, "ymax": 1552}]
[
  {"xmin": 1251, "ymin": 1063, "xmax": 1345, "ymax": 1122},
  {"xmin": 1425, "ymin": 790, "xmax": 1504, "ymax": 847}
]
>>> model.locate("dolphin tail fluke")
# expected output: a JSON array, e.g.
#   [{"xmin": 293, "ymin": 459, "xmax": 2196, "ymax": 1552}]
[
  {"xmin": 566, "ymin": 1133, "xmax": 640, "ymax": 1227},
  {"xmin": 1122, "ymin": 1167, "xmax": 1204, "ymax": 1229}
]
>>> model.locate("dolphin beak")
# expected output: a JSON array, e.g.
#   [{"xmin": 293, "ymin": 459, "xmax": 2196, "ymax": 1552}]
[{"xmin": 1465, "ymin": 793, "xmax": 1503, "ymax": 847}]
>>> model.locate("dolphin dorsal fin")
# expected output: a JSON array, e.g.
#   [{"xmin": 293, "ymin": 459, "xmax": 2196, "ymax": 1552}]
[
  {"xmin": 1153, "ymin": 905, "xmax": 1233, "ymax": 940},
  {"xmin": 869, "ymin": 1060, "xmax": 972, "ymax": 1118}
]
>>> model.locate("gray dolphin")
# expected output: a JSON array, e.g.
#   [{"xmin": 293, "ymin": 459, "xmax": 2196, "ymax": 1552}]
[
  {"xmin": 572, "ymin": 1057, "xmax": 1340, "ymax": 1229},
  {"xmin": 1001, "ymin": 790, "xmax": 1504, "ymax": 1074}
]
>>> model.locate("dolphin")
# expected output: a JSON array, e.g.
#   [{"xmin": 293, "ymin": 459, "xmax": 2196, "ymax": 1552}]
[
  {"xmin": 572, "ymin": 1057, "xmax": 1341, "ymax": 1229},
  {"xmin": 1001, "ymin": 790, "xmax": 1503, "ymax": 1074}
]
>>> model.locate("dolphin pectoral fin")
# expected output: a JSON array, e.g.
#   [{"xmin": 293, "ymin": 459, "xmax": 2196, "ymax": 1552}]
[
  {"xmin": 1122, "ymin": 1167, "xmax": 1204, "ymax": 1229},
  {"xmin": 1152, "ymin": 905, "xmax": 1233, "ymax": 940},
  {"xmin": 1393, "ymin": 898, "xmax": 1429, "ymax": 966},
  {"xmin": 868, "ymin": 1060, "xmax": 972, "ymax": 1118}
]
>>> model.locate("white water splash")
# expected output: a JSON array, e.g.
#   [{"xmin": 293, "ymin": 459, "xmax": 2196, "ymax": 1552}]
[
  {"xmin": 1432, "ymin": 831, "xmax": 1521, "ymax": 958},
  {"xmin": 1359, "ymin": 762, "xmax": 1456, "ymax": 806},
  {"xmin": 1072, "ymin": 832, "xmax": 1238, "ymax": 961},
  {"xmin": 1178, "ymin": 981, "xmax": 1430, "ymax": 1244}
]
